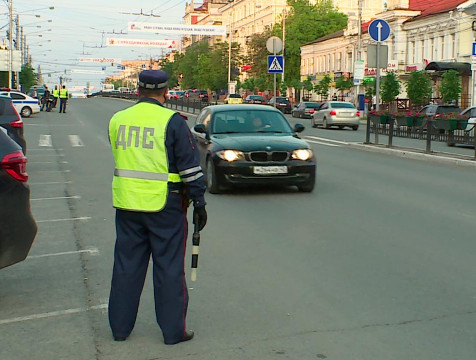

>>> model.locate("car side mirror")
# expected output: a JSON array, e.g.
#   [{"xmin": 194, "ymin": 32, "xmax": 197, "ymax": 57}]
[
  {"xmin": 294, "ymin": 123, "xmax": 305, "ymax": 133},
  {"xmin": 194, "ymin": 124, "xmax": 207, "ymax": 134}
]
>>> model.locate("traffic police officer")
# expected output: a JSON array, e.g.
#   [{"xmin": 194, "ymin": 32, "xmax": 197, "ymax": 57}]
[
  {"xmin": 52, "ymin": 85, "xmax": 59, "ymax": 108},
  {"xmin": 108, "ymin": 69, "xmax": 207, "ymax": 345},
  {"xmin": 59, "ymin": 85, "xmax": 68, "ymax": 113}
]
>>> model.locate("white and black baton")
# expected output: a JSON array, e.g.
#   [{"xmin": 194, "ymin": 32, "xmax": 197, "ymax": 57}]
[{"xmin": 190, "ymin": 215, "xmax": 200, "ymax": 282}]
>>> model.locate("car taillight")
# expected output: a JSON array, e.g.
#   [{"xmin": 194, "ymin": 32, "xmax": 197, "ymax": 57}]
[
  {"xmin": 356, "ymin": 111, "xmax": 360, "ymax": 117},
  {"xmin": 329, "ymin": 110, "xmax": 337, "ymax": 116},
  {"xmin": 9, "ymin": 104, "xmax": 22, "ymax": 127},
  {"xmin": 310, "ymin": 110, "xmax": 315, "ymax": 114},
  {"xmin": 1, "ymin": 150, "xmax": 28, "ymax": 182}
]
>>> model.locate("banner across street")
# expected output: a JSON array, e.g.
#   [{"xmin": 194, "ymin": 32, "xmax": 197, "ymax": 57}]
[
  {"xmin": 78, "ymin": 58, "xmax": 121, "ymax": 64},
  {"xmin": 107, "ymin": 38, "xmax": 179, "ymax": 48},
  {"xmin": 128, "ymin": 22, "xmax": 226, "ymax": 36}
]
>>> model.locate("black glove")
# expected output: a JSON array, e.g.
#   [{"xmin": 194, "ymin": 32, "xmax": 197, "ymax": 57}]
[{"xmin": 193, "ymin": 206, "xmax": 207, "ymax": 231}]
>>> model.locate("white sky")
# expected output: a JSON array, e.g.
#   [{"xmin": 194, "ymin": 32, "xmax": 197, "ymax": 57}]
[{"xmin": 3, "ymin": 0, "xmax": 192, "ymax": 91}]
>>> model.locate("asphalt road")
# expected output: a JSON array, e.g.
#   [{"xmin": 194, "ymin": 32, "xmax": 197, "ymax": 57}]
[{"xmin": 1, "ymin": 98, "xmax": 476, "ymax": 360}]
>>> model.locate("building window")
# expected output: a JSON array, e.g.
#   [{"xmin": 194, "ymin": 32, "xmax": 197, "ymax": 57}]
[
  {"xmin": 410, "ymin": 41, "xmax": 415, "ymax": 64},
  {"xmin": 450, "ymin": 34, "xmax": 455, "ymax": 58},
  {"xmin": 439, "ymin": 36, "xmax": 444, "ymax": 60}
]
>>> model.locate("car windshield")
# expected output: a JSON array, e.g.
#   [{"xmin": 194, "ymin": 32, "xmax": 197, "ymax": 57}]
[
  {"xmin": 176, "ymin": 91, "xmax": 184, "ymax": 95},
  {"xmin": 212, "ymin": 110, "xmax": 293, "ymax": 134},
  {"xmin": 275, "ymin": 97, "xmax": 290, "ymax": 103},
  {"xmin": 330, "ymin": 102, "xmax": 355, "ymax": 109},
  {"xmin": 249, "ymin": 95, "xmax": 264, "ymax": 100},
  {"xmin": 228, "ymin": 94, "xmax": 241, "ymax": 98},
  {"xmin": 304, "ymin": 102, "xmax": 320, "ymax": 108},
  {"xmin": 437, "ymin": 106, "xmax": 461, "ymax": 114}
]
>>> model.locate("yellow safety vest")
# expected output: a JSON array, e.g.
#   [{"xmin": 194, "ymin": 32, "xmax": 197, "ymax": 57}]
[
  {"xmin": 53, "ymin": 89, "xmax": 59, "ymax": 98},
  {"xmin": 59, "ymin": 89, "xmax": 68, "ymax": 98},
  {"xmin": 108, "ymin": 102, "xmax": 181, "ymax": 212}
]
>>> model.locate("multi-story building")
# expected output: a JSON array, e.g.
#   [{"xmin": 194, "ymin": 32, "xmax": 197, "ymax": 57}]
[{"xmin": 301, "ymin": 0, "xmax": 476, "ymax": 107}]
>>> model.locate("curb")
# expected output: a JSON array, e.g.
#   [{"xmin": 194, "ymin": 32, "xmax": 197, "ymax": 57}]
[{"xmin": 348, "ymin": 142, "xmax": 476, "ymax": 168}]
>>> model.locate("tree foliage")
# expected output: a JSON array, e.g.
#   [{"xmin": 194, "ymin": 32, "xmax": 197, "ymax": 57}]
[
  {"xmin": 380, "ymin": 71, "xmax": 400, "ymax": 103},
  {"xmin": 19, "ymin": 63, "xmax": 37, "ymax": 91},
  {"xmin": 405, "ymin": 70, "xmax": 432, "ymax": 107},
  {"xmin": 279, "ymin": 0, "xmax": 347, "ymax": 84},
  {"xmin": 439, "ymin": 69, "xmax": 461, "ymax": 104},
  {"xmin": 335, "ymin": 76, "xmax": 353, "ymax": 98},
  {"xmin": 314, "ymin": 74, "xmax": 332, "ymax": 99}
]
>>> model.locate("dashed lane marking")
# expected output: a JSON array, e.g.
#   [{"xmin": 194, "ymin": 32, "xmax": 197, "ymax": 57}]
[
  {"xmin": 68, "ymin": 134, "xmax": 84, "ymax": 147},
  {"xmin": 27, "ymin": 248, "xmax": 99, "ymax": 259},
  {"xmin": 38, "ymin": 134, "xmax": 52, "ymax": 147},
  {"xmin": 36, "ymin": 216, "xmax": 91, "ymax": 223},
  {"xmin": 304, "ymin": 135, "xmax": 350, "ymax": 145},
  {"xmin": 0, "ymin": 304, "xmax": 108, "ymax": 326},
  {"xmin": 31, "ymin": 195, "xmax": 81, "ymax": 201},
  {"xmin": 305, "ymin": 139, "xmax": 341, "ymax": 147}
]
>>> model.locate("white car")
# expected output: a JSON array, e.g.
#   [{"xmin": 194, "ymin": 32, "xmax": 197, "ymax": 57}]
[{"xmin": 0, "ymin": 90, "xmax": 40, "ymax": 118}]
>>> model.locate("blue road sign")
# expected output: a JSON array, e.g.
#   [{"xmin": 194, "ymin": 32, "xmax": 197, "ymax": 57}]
[
  {"xmin": 268, "ymin": 55, "xmax": 284, "ymax": 73},
  {"xmin": 141, "ymin": 64, "xmax": 146, "ymax": 69},
  {"xmin": 473, "ymin": 43, "xmax": 476, "ymax": 56},
  {"xmin": 368, "ymin": 19, "xmax": 391, "ymax": 42}
]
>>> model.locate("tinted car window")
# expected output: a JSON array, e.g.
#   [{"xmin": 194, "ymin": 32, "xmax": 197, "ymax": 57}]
[
  {"xmin": 10, "ymin": 93, "xmax": 25, "ymax": 100},
  {"xmin": 304, "ymin": 102, "xmax": 320, "ymax": 108},
  {"xmin": 212, "ymin": 110, "xmax": 293, "ymax": 134},
  {"xmin": 436, "ymin": 106, "xmax": 460, "ymax": 114},
  {"xmin": 228, "ymin": 94, "xmax": 241, "ymax": 98},
  {"xmin": 330, "ymin": 102, "xmax": 355, "ymax": 109}
]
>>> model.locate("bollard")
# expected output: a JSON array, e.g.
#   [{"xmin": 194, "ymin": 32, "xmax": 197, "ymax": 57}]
[
  {"xmin": 388, "ymin": 118, "xmax": 394, "ymax": 148},
  {"xmin": 365, "ymin": 116, "xmax": 371, "ymax": 144},
  {"xmin": 425, "ymin": 117, "xmax": 432, "ymax": 153}
]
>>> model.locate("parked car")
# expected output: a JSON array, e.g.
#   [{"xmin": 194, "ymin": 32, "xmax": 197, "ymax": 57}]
[
  {"xmin": 167, "ymin": 90, "xmax": 177, "ymax": 99},
  {"xmin": 459, "ymin": 106, "xmax": 476, "ymax": 132},
  {"xmin": 185, "ymin": 89, "xmax": 209, "ymax": 102},
  {"xmin": 0, "ymin": 89, "xmax": 40, "ymax": 118},
  {"xmin": 244, "ymin": 95, "xmax": 265, "ymax": 104},
  {"xmin": 191, "ymin": 104, "xmax": 316, "ymax": 193},
  {"xmin": 419, "ymin": 104, "xmax": 462, "ymax": 118},
  {"xmin": 0, "ymin": 95, "xmax": 26, "ymax": 152},
  {"xmin": 0, "ymin": 130, "xmax": 37, "ymax": 269},
  {"xmin": 224, "ymin": 93, "xmax": 243, "ymax": 104},
  {"xmin": 267, "ymin": 96, "xmax": 292, "ymax": 114},
  {"xmin": 291, "ymin": 102, "xmax": 321, "ymax": 119},
  {"xmin": 443, "ymin": 106, "xmax": 476, "ymax": 147},
  {"xmin": 312, "ymin": 101, "xmax": 360, "ymax": 130},
  {"xmin": 27, "ymin": 86, "xmax": 45, "ymax": 99},
  {"xmin": 419, "ymin": 104, "xmax": 462, "ymax": 132}
]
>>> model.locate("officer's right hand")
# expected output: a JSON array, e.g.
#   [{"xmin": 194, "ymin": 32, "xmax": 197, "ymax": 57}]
[{"xmin": 193, "ymin": 206, "xmax": 207, "ymax": 231}]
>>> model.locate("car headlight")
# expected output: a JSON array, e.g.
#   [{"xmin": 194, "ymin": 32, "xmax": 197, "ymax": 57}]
[
  {"xmin": 217, "ymin": 150, "xmax": 245, "ymax": 162},
  {"xmin": 291, "ymin": 149, "xmax": 313, "ymax": 161}
]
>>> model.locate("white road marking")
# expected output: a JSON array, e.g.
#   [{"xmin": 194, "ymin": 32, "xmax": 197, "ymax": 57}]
[
  {"xmin": 304, "ymin": 135, "xmax": 350, "ymax": 145},
  {"xmin": 68, "ymin": 134, "xmax": 84, "ymax": 147},
  {"xmin": 24, "ymin": 149, "xmax": 63, "ymax": 152},
  {"xmin": 0, "ymin": 304, "xmax": 108, "ymax": 326},
  {"xmin": 36, "ymin": 216, "xmax": 91, "ymax": 223},
  {"xmin": 28, "ymin": 181, "xmax": 72, "ymax": 185},
  {"xmin": 31, "ymin": 195, "xmax": 81, "ymax": 201},
  {"xmin": 37, "ymin": 169, "xmax": 71, "ymax": 173},
  {"xmin": 38, "ymin": 134, "xmax": 52, "ymax": 147},
  {"xmin": 305, "ymin": 139, "xmax": 341, "ymax": 147},
  {"xmin": 28, "ymin": 248, "xmax": 99, "ymax": 259}
]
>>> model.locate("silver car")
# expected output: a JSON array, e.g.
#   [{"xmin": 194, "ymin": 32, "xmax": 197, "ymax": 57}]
[{"xmin": 312, "ymin": 101, "xmax": 360, "ymax": 130}]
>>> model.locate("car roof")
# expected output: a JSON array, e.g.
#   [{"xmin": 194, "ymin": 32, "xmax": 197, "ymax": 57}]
[{"xmin": 205, "ymin": 104, "xmax": 282, "ymax": 113}]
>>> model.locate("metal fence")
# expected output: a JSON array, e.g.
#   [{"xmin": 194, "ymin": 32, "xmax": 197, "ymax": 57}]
[{"xmin": 367, "ymin": 116, "xmax": 476, "ymax": 159}]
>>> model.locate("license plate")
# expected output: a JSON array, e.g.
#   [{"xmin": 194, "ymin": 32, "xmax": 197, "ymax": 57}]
[{"xmin": 253, "ymin": 166, "xmax": 288, "ymax": 175}]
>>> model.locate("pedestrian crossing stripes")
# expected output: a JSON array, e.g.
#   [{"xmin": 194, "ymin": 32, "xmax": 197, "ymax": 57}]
[{"xmin": 38, "ymin": 134, "xmax": 85, "ymax": 147}]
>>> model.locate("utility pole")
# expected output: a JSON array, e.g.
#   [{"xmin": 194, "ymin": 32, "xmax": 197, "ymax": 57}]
[
  {"xmin": 356, "ymin": 0, "xmax": 362, "ymax": 106},
  {"xmin": 15, "ymin": 14, "xmax": 20, "ymax": 89},
  {"xmin": 8, "ymin": 0, "xmax": 14, "ymax": 88}
]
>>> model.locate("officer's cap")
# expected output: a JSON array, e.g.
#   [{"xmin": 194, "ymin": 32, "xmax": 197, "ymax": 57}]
[{"xmin": 138, "ymin": 70, "xmax": 168, "ymax": 90}]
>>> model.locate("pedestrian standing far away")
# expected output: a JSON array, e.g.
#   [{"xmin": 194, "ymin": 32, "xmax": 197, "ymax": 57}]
[
  {"xmin": 107, "ymin": 69, "xmax": 207, "ymax": 345},
  {"xmin": 59, "ymin": 85, "xmax": 68, "ymax": 113}
]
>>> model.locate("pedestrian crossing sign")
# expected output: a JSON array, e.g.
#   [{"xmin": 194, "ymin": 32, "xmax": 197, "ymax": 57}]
[{"xmin": 268, "ymin": 55, "xmax": 284, "ymax": 73}]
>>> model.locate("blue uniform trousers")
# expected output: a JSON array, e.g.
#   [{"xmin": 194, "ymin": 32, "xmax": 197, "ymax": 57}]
[{"xmin": 108, "ymin": 191, "xmax": 189, "ymax": 343}]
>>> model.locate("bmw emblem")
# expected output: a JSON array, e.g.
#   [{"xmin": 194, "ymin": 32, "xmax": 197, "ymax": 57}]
[{"xmin": 266, "ymin": 146, "xmax": 272, "ymax": 150}]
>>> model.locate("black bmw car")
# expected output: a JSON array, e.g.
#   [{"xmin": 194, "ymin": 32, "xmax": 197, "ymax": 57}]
[
  {"xmin": 0, "ymin": 130, "xmax": 37, "ymax": 269},
  {"xmin": 191, "ymin": 104, "xmax": 316, "ymax": 193}
]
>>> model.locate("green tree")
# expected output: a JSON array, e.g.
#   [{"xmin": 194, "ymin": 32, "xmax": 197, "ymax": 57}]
[
  {"xmin": 19, "ymin": 63, "xmax": 37, "ymax": 91},
  {"xmin": 335, "ymin": 76, "xmax": 353, "ymax": 100},
  {"xmin": 277, "ymin": 0, "xmax": 347, "ymax": 85},
  {"xmin": 158, "ymin": 58, "xmax": 179, "ymax": 88},
  {"xmin": 314, "ymin": 74, "xmax": 331, "ymax": 100},
  {"xmin": 380, "ymin": 71, "xmax": 400, "ymax": 108},
  {"xmin": 242, "ymin": 78, "xmax": 256, "ymax": 92},
  {"xmin": 439, "ymin": 69, "xmax": 461, "ymax": 104},
  {"xmin": 406, "ymin": 70, "xmax": 432, "ymax": 108},
  {"xmin": 302, "ymin": 76, "xmax": 313, "ymax": 99}
]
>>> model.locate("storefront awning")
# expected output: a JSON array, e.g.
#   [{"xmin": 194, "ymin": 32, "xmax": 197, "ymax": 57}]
[{"xmin": 425, "ymin": 62, "xmax": 471, "ymax": 76}]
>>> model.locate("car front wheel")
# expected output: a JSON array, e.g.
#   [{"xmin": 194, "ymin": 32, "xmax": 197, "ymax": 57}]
[
  {"xmin": 298, "ymin": 179, "xmax": 315, "ymax": 192},
  {"xmin": 206, "ymin": 158, "xmax": 220, "ymax": 194},
  {"xmin": 21, "ymin": 106, "xmax": 32, "ymax": 117}
]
